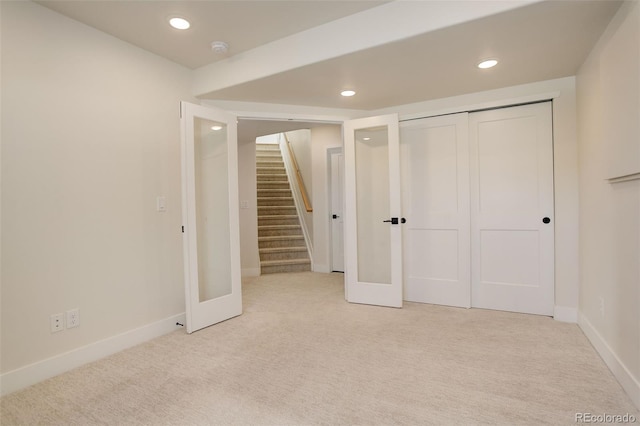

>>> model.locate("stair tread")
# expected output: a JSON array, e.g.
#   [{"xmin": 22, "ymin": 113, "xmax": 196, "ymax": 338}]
[
  {"xmin": 261, "ymin": 259, "xmax": 311, "ymax": 266},
  {"xmin": 258, "ymin": 235, "xmax": 305, "ymax": 241},
  {"xmin": 260, "ymin": 247, "xmax": 308, "ymax": 253},
  {"xmin": 257, "ymin": 197, "xmax": 294, "ymax": 200},
  {"xmin": 259, "ymin": 224, "xmax": 301, "ymax": 229}
]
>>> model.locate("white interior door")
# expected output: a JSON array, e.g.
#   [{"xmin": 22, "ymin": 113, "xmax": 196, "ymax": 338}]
[
  {"xmin": 344, "ymin": 114, "xmax": 403, "ymax": 308},
  {"xmin": 330, "ymin": 150, "xmax": 345, "ymax": 273},
  {"xmin": 181, "ymin": 102, "xmax": 242, "ymax": 333},
  {"xmin": 469, "ymin": 102, "xmax": 554, "ymax": 316},
  {"xmin": 400, "ymin": 113, "xmax": 471, "ymax": 308}
]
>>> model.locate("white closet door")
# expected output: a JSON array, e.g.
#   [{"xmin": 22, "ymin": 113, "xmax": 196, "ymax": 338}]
[
  {"xmin": 469, "ymin": 102, "xmax": 554, "ymax": 316},
  {"xmin": 400, "ymin": 113, "xmax": 471, "ymax": 308}
]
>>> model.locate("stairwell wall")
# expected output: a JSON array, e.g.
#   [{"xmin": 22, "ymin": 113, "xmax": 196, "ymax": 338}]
[{"xmin": 284, "ymin": 130, "xmax": 314, "ymax": 246}]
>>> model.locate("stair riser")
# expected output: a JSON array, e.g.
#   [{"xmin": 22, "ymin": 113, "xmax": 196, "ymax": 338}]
[
  {"xmin": 257, "ymin": 183, "xmax": 290, "ymax": 190},
  {"xmin": 256, "ymin": 162, "xmax": 285, "ymax": 169},
  {"xmin": 258, "ymin": 227, "xmax": 303, "ymax": 237},
  {"xmin": 261, "ymin": 263, "xmax": 311, "ymax": 274},
  {"xmin": 258, "ymin": 207, "xmax": 297, "ymax": 216},
  {"xmin": 259, "ymin": 251, "xmax": 309, "ymax": 261},
  {"xmin": 256, "ymin": 168, "xmax": 286, "ymax": 175},
  {"xmin": 257, "ymin": 175, "xmax": 288, "ymax": 183},
  {"xmin": 259, "ymin": 238, "xmax": 306, "ymax": 249},
  {"xmin": 258, "ymin": 198, "xmax": 295, "ymax": 207},
  {"xmin": 256, "ymin": 145, "xmax": 280, "ymax": 151},
  {"xmin": 258, "ymin": 190, "xmax": 292, "ymax": 198},
  {"xmin": 258, "ymin": 217, "xmax": 299, "ymax": 226}
]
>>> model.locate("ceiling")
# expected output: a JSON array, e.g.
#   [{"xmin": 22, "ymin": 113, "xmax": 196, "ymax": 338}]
[
  {"xmin": 37, "ymin": 1, "xmax": 388, "ymax": 69},
  {"xmin": 39, "ymin": 0, "xmax": 622, "ymax": 111}
]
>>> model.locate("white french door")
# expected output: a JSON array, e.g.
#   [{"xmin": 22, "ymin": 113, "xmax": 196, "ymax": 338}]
[
  {"xmin": 343, "ymin": 114, "xmax": 403, "ymax": 308},
  {"xmin": 400, "ymin": 113, "xmax": 471, "ymax": 308},
  {"xmin": 469, "ymin": 102, "xmax": 554, "ymax": 316},
  {"xmin": 180, "ymin": 102, "xmax": 242, "ymax": 333}
]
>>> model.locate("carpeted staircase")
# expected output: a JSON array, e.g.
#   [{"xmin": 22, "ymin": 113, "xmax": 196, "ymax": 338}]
[{"xmin": 256, "ymin": 142, "xmax": 311, "ymax": 274}]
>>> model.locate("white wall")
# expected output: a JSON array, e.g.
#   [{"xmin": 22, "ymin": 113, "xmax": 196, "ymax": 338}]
[
  {"xmin": 576, "ymin": 0, "xmax": 640, "ymax": 408},
  {"xmin": 237, "ymin": 134, "xmax": 260, "ymax": 277},
  {"xmin": 1, "ymin": 1, "xmax": 195, "ymax": 392},
  {"xmin": 285, "ymin": 130, "xmax": 314, "ymax": 245},
  {"xmin": 310, "ymin": 126, "xmax": 343, "ymax": 273}
]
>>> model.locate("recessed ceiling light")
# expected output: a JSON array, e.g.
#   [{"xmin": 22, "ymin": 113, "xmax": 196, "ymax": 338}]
[
  {"xmin": 211, "ymin": 125, "xmax": 223, "ymax": 131},
  {"xmin": 477, "ymin": 59, "xmax": 498, "ymax": 69},
  {"xmin": 341, "ymin": 90, "xmax": 356, "ymax": 97},
  {"xmin": 169, "ymin": 17, "xmax": 190, "ymax": 30},
  {"xmin": 363, "ymin": 137, "xmax": 371, "ymax": 141}
]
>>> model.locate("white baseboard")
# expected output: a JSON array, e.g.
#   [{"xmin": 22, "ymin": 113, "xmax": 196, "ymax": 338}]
[
  {"xmin": 579, "ymin": 313, "xmax": 640, "ymax": 410},
  {"xmin": 242, "ymin": 267, "xmax": 261, "ymax": 277},
  {"xmin": 0, "ymin": 312, "xmax": 186, "ymax": 397},
  {"xmin": 554, "ymin": 305, "xmax": 578, "ymax": 323}
]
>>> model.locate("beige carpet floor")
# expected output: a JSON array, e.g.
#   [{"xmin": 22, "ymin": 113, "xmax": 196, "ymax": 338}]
[{"xmin": 1, "ymin": 272, "xmax": 638, "ymax": 425}]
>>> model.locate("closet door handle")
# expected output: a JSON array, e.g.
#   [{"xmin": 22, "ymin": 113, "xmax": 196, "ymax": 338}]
[{"xmin": 542, "ymin": 217, "xmax": 551, "ymax": 224}]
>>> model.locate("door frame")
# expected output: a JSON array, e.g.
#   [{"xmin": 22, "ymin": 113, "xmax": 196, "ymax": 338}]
[
  {"xmin": 327, "ymin": 147, "xmax": 345, "ymax": 273},
  {"xmin": 197, "ymin": 90, "xmax": 567, "ymax": 319}
]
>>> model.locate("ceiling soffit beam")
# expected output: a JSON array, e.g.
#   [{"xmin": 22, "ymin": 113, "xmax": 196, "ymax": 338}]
[{"xmin": 192, "ymin": 0, "xmax": 542, "ymax": 99}]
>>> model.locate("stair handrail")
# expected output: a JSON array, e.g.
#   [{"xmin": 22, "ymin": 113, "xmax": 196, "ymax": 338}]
[{"xmin": 284, "ymin": 134, "xmax": 313, "ymax": 212}]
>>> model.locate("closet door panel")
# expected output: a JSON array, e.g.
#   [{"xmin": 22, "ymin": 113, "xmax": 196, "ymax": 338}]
[
  {"xmin": 469, "ymin": 102, "xmax": 554, "ymax": 316},
  {"xmin": 401, "ymin": 113, "xmax": 470, "ymax": 308}
]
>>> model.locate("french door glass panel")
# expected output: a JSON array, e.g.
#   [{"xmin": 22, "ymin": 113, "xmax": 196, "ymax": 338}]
[
  {"xmin": 181, "ymin": 102, "xmax": 242, "ymax": 333},
  {"xmin": 344, "ymin": 114, "xmax": 402, "ymax": 308},
  {"xmin": 355, "ymin": 126, "xmax": 391, "ymax": 284},
  {"xmin": 194, "ymin": 117, "xmax": 232, "ymax": 301}
]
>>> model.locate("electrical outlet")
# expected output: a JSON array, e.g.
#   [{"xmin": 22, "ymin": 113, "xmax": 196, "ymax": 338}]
[
  {"xmin": 66, "ymin": 308, "xmax": 80, "ymax": 328},
  {"xmin": 50, "ymin": 313, "xmax": 64, "ymax": 333}
]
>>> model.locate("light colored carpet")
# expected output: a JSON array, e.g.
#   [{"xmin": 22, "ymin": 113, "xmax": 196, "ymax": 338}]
[{"xmin": 1, "ymin": 272, "xmax": 638, "ymax": 425}]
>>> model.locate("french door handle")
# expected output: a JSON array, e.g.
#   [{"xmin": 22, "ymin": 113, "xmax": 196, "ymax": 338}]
[
  {"xmin": 383, "ymin": 218, "xmax": 407, "ymax": 225},
  {"xmin": 332, "ymin": 214, "xmax": 340, "ymax": 219}
]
